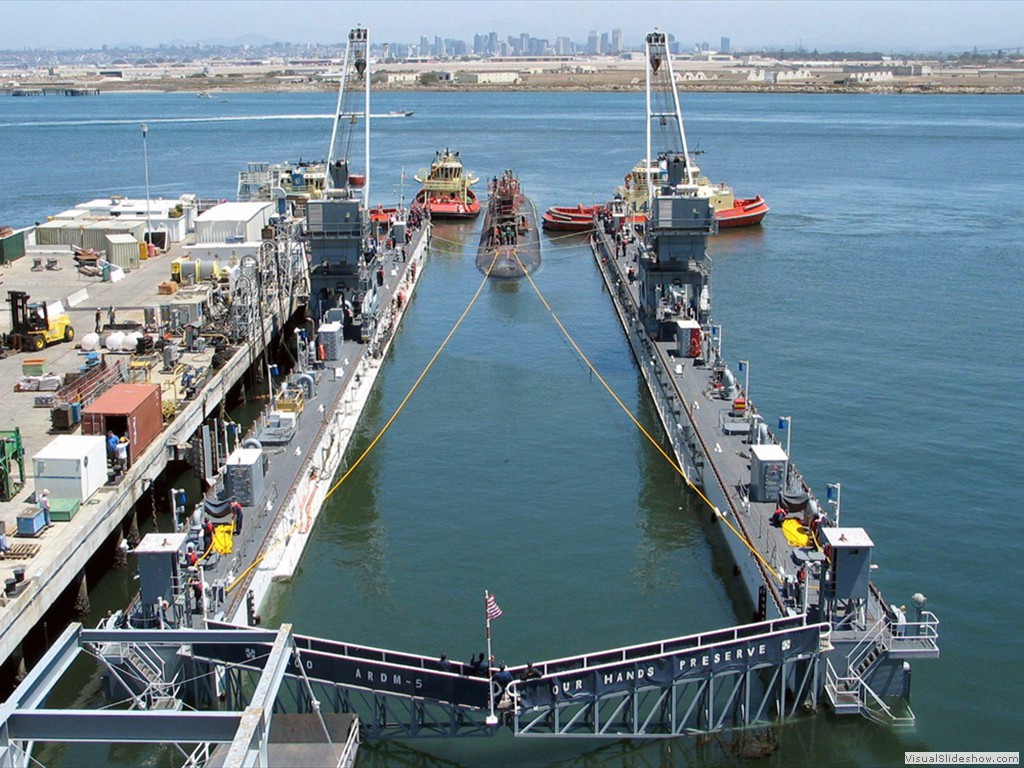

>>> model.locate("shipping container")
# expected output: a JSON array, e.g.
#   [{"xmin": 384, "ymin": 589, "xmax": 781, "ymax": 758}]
[
  {"xmin": 81, "ymin": 383, "xmax": 163, "ymax": 459},
  {"xmin": 0, "ymin": 229, "xmax": 26, "ymax": 264},
  {"xmin": 32, "ymin": 434, "xmax": 107, "ymax": 502},
  {"xmin": 194, "ymin": 202, "xmax": 273, "ymax": 244},
  {"xmin": 34, "ymin": 221, "xmax": 79, "ymax": 247},
  {"xmin": 53, "ymin": 209, "xmax": 89, "ymax": 220},
  {"xmin": 105, "ymin": 234, "xmax": 142, "ymax": 270},
  {"xmin": 81, "ymin": 220, "xmax": 113, "ymax": 253},
  {"xmin": 82, "ymin": 219, "xmax": 145, "ymax": 254}
]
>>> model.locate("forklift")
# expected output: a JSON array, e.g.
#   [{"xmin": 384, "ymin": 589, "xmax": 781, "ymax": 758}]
[{"xmin": 6, "ymin": 290, "xmax": 75, "ymax": 352}]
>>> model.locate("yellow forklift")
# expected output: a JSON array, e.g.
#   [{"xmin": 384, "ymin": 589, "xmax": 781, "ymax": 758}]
[{"xmin": 6, "ymin": 290, "xmax": 75, "ymax": 352}]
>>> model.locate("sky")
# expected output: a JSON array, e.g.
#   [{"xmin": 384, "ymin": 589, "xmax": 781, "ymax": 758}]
[{"xmin": 1, "ymin": 0, "xmax": 1021, "ymax": 53}]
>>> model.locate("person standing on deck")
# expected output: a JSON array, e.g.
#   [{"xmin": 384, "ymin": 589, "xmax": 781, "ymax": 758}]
[
  {"xmin": 106, "ymin": 430, "xmax": 118, "ymax": 464},
  {"xmin": 115, "ymin": 436, "xmax": 129, "ymax": 474},
  {"xmin": 229, "ymin": 498, "xmax": 243, "ymax": 535},
  {"xmin": 38, "ymin": 488, "xmax": 51, "ymax": 528}
]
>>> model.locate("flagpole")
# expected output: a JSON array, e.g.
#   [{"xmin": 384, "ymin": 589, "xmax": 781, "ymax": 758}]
[{"xmin": 485, "ymin": 589, "xmax": 497, "ymax": 725}]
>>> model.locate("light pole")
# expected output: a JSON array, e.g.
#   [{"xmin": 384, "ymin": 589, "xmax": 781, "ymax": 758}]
[
  {"xmin": 738, "ymin": 359, "xmax": 749, "ymax": 408},
  {"xmin": 778, "ymin": 416, "xmax": 792, "ymax": 481},
  {"xmin": 141, "ymin": 123, "xmax": 152, "ymax": 250},
  {"xmin": 827, "ymin": 482, "xmax": 842, "ymax": 526}
]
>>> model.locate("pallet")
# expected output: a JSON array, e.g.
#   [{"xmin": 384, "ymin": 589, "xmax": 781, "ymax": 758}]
[
  {"xmin": 2, "ymin": 523, "xmax": 38, "ymax": 559},
  {"xmin": 2, "ymin": 543, "xmax": 39, "ymax": 560}
]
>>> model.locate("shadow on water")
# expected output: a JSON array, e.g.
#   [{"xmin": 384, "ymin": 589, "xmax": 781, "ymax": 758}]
[{"xmin": 429, "ymin": 221, "xmax": 476, "ymax": 259}]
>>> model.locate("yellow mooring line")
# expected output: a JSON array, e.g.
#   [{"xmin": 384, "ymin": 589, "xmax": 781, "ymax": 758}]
[
  {"xmin": 512, "ymin": 252, "xmax": 782, "ymax": 582},
  {"xmin": 227, "ymin": 251, "xmax": 500, "ymax": 595}
]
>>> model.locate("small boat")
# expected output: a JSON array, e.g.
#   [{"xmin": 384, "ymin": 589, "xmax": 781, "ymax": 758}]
[
  {"xmin": 476, "ymin": 170, "xmax": 540, "ymax": 278},
  {"xmin": 541, "ymin": 204, "xmax": 604, "ymax": 232},
  {"xmin": 715, "ymin": 194, "xmax": 770, "ymax": 228},
  {"xmin": 413, "ymin": 149, "xmax": 480, "ymax": 219}
]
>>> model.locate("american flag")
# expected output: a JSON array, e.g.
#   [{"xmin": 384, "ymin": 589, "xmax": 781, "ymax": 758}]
[{"xmin": 485, "ymin": 594, "xmax": 503, "ymax": 621}]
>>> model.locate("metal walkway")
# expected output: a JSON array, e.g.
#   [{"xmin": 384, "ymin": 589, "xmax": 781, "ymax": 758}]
[{"xmin": 0, "ymin": 616, "xmax": 828, "ymax": 766}]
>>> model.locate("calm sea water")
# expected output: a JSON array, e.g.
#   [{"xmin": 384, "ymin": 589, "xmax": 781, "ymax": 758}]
[{"xmin": 2, "ymin": 90, "xmax": 1022, "ymax": 767}]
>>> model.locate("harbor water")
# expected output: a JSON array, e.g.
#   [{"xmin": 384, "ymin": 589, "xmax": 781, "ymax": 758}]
[{"xmin": 1, "ymin": 90, "xmax": 1022, "ymax": 766}]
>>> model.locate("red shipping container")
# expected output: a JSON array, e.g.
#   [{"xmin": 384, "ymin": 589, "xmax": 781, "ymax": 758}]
[{"xmin": 82, "ymin": 383, "xmax": 164, "ymax": 459}]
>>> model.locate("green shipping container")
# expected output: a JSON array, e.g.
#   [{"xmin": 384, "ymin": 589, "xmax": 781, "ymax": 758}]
[{"xmin": 0, "ymin": 230, "xmax": 25, "ymax": 264}]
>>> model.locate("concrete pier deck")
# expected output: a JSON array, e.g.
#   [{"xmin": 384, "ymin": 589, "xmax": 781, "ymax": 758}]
[{"xmin": 0, "ymin": 243, "xmax": 280, "ymax": 666}]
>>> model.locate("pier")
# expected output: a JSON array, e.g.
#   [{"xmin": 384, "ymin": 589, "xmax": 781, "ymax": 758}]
[
  {"xmin": 0, "ymin": 230, "xmax": 298, "ymax": 669},
  {"xmin": 0, "ymin": 202, "xmax": 430, "ymax": 664}
]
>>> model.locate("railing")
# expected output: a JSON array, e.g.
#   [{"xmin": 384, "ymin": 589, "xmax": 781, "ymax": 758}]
[
  {"xmin": 337, "ymin": 716, "xmax": 361, "ymax": 768},
  {"xmin": 527, "ymin": 614, "xmax": 812, "ymax": 676},
  {"xmin": 181, "ymin": 742, "xmax": 213, "ymax": 768},
  {"xmin": 882, "ymin": 610, "xmax": 940, "ymax": 655},
  {"xmin": 824, "ymin": 659, "xmax": 915, "ymax": 727},
  {"xmin": 845, "ymin": 615, "xmax": 888, "ymax": 675}
]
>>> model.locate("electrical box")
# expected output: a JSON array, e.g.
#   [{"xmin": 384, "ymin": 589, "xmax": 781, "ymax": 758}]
[
  {"xmin": 318, "ymin": 321, "xmax": 344, "ymax": 361},
  {"xmin": 225, "ymin": 447, "xmax": 265, "ymax": 506},
  {"xmin": 135, "ymin": 532, "xmax": 188, "ymax": 607},
  {"xmin": 32, "ymin": 435, "xmax": 107, "ymax": 503},
  {"xmin": 749, "ymin": 443, "xmax": 788, "ymax": 503},
  {"xmin": 821, "ymin": 527, "xmax": 874, "ymax": 602}
]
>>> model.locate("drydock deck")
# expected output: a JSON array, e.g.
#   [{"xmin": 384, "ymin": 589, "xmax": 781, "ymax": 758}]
[{"xmin": 591, "ymin": 218, "xmax": 938, "ymax": 724}]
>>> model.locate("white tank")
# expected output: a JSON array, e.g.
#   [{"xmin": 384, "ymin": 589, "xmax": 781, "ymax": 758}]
[
  {"xmin": 80, "ymin": 332, "xmax": 100, "ymax": 351},
  {"xmin": 121, "ymin": 332, "xmax": 140, "ymax": 352},
  {"xmin": 105, "ymin": 331, "xmax": 125, "ymax": 351}
]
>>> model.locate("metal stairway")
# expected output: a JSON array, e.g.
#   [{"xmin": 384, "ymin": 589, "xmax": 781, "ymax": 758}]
[
  {"xmin": 824, "ymin": 611, "xmax": 939, "ymax": 727},
  {"xmin": 105, "ymin": 641, "xmax": 183, "ymax": 711}
]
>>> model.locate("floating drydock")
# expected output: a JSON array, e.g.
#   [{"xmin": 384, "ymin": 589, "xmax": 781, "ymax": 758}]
[
  {"xmin": 120, "ymin": 219, "xmax": 429, "ymax": 630},
  {"xmin": 586, "ymin": 30, "xmax": 939, "ymax": 726}
]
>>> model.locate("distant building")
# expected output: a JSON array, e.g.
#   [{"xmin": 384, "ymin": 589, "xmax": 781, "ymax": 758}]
[
  {"xmin": 606, "ymin": 28, "xmax": 622, "ymax": 54},
  {"xmin": 374, "ymin": 71, "xmax": 419, "ymax": 85},
  {"xmin": 601, "ymin": 32, "xmax": 610, "ymax": 54},
  {"xmin": 587, "ymin": 31, "xmax": 599, "ymax": 55},
  {"xmin": 459, "ymin": 71, "xmax": 520, "ymax": 84},
  {"xmin": 720, "ymin": 37, "xmax": 730, "ymax": 54}
]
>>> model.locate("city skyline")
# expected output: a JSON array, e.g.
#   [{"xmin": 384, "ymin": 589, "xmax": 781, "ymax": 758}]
[{"xmin": 2, "ymin": 0, "xmax": 1023, "ymax": 54}]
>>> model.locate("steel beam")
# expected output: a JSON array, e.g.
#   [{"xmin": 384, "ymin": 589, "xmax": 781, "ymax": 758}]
[
  {"xmin": 0, "ymin": 624, "xmax": 81, "ymax": 714},
  {"xmin": 221, "ymin": 624, "xmax": 294, "ymax": 767},
  {"xmin": 82, "ymin": 627, "xmax": 274, "ymax": 645},
  {"xmin": 6, "ymin": 710, "xmax": 241, "ymax": 743}
]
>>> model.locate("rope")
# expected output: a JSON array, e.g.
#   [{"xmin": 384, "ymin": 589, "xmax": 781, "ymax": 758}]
[
  {"xmin": 512, "ymin": 252, "xmax": 782, "ymax": 582},
  {"xmin": 321, "ymin": 249, "xmax": 497, "ymax": 502},
  {"xmin": 224, "ymin": 250, "xmax": 499, "ymax": 596},
  {"xmin": 429, "ymin": 229, "xmax": 597, "ymax": 252}
]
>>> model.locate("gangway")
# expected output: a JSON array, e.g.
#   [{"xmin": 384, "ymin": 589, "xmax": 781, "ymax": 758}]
[
  {"xmin": 0, "ymin": 616, "xmax": 829, "ymax": 766},
  {"xmin": 189, "ymin": 615, "xmax": 826, "ymax": 739}
]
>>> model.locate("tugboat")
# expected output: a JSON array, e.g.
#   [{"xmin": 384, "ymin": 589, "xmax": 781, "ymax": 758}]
[
  {"xmin": 413, "ymin": 149, "xmax": 480, "ymax": 218},
  {"xmin": 475, "ymin": 169, "xmax": 540, "ymax": 278},
  {"xmin": 618, "ymin": 158, "xmax": 769, "ymax": 229}
]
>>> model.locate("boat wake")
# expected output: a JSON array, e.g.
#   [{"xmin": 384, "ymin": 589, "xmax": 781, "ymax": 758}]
[{"xmin": 0, "ymin": 114, "xmax": 333, "ymax": 129}]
